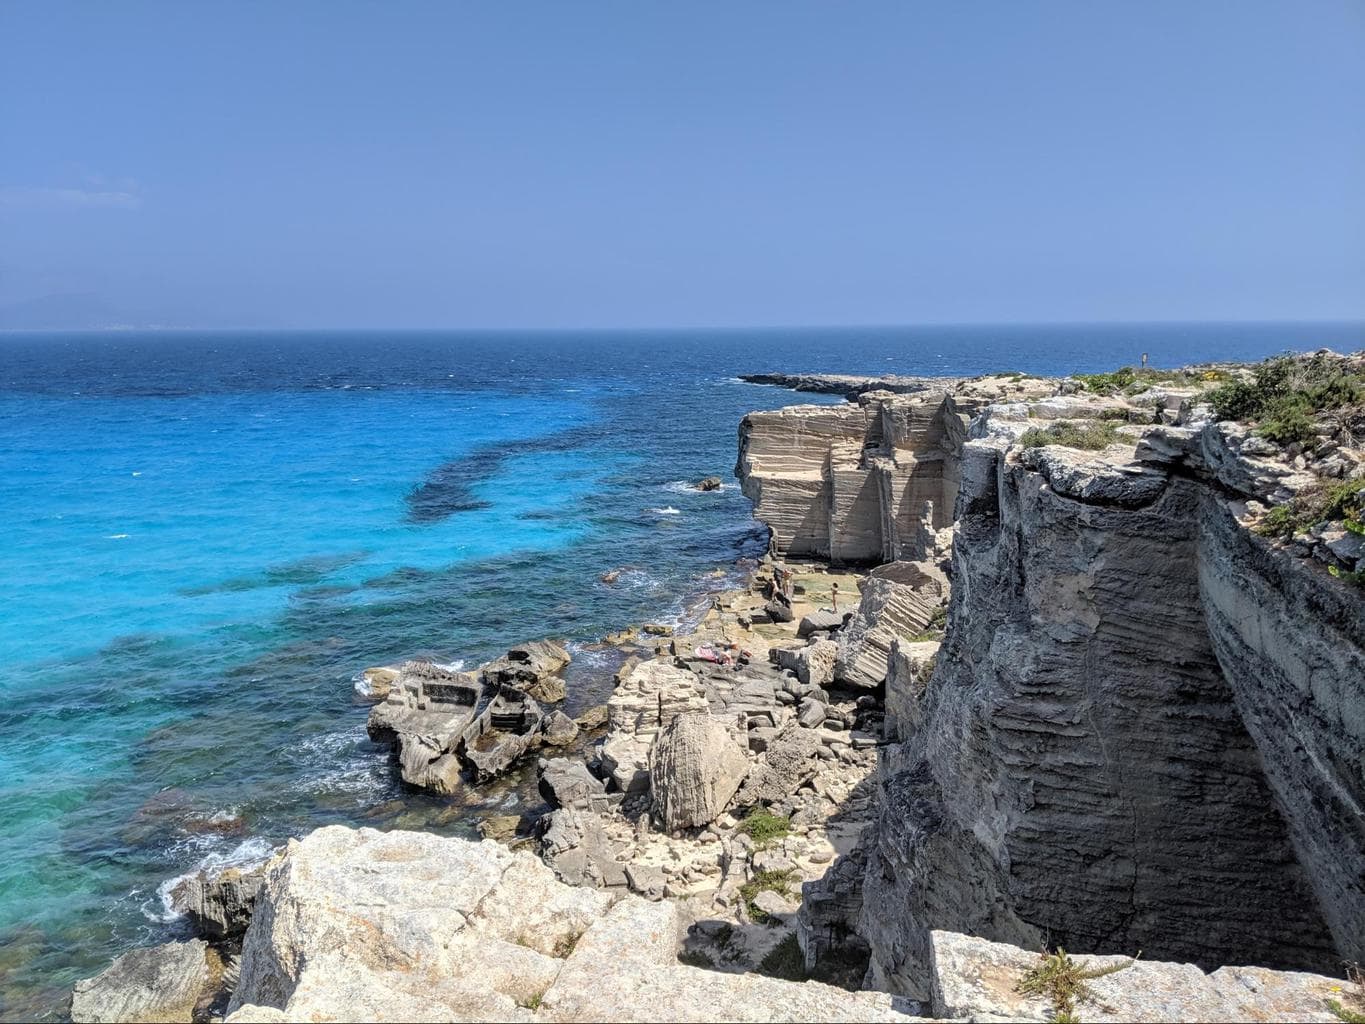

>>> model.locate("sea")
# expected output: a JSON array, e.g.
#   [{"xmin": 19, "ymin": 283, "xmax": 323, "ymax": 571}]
[{"xmin": 1, "ymin": 322, "xmax": 1361, "ymax": 1018}]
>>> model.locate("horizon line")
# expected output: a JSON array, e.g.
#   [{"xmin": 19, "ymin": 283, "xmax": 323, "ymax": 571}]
[{"xmin": 3, "ymin": 316, "xmax": 1365, "ymax": 336}]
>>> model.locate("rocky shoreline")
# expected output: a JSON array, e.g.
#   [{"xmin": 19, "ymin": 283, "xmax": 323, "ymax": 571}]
[{"xmin": 71, "ymin": 352, "xmax": 1364, "ymax": 1023}]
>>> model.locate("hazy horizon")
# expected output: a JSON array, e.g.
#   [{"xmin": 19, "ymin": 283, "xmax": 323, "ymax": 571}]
[{"xmin": 3, "ymin": 1, "xmax": 1363, "ymax": 330}]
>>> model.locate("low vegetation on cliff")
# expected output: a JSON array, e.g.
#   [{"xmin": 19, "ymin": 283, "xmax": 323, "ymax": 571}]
[
  {"xmin": 1257, "ymin": 478, "xmax": 1365, "ymax": 540},
  {"xmin": 1019, "ymin": 420, "xmax": 1124, "ymax": 451},
  {"xmin": 1208, "ymin": 352, "xmax": 1364, "ymax": 450},
  {"xmin": 1074, "ymin": 364, "xmax": 1222, "ymax": 396},
  {"xmin": 1016, "ymin": 947, "xmax": 1138, "ymax": 1023}
]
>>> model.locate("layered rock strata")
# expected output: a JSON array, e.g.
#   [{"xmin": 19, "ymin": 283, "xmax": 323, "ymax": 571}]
[
  {"xmin": 738, "ymin": 363, "xmax": 1364, "ymax": 1000},
  {"xmin": 736, "ymin": 375, "xmax": 1050, "ymax": 564}
]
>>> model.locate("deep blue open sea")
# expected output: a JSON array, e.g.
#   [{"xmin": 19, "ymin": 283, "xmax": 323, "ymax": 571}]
[{"xmin": 1, "ymin": 323, "xmax": 1362, "ymax": 1018}]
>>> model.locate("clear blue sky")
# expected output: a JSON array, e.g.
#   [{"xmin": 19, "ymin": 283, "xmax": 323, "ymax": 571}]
[{"xmin": 1, "ymin": 1, "xmax": 1362, "ymax": 329}]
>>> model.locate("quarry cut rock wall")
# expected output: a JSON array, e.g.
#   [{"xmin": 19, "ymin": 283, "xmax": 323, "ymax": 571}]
[
  {"xmin": 736, "ymin": 388, "xmax": 966, "ymax": 564},
  {"xmin": 739, "ymin": 374, "xmax": 1365, "ymax": 1001}
]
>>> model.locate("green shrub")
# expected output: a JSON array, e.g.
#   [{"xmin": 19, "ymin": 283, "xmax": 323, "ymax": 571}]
[
  {"xmin": 1019, "ymin": 420, "xmax": 1123, "ymax": 451},
  {"xmin": 738, "ymin": 808, "xmax": 791, "ymax": 849},
  {"xmin": 1327, "ymin": 963, "xmax": 1365, "ymax": 1022},
  {"xmin": 1097, "ymin": 407, "xmax": 1134, "ymax": 421},
  {"xmin": 1074, "ymin": 365, "xmax": 1197, "ymax": 396}
]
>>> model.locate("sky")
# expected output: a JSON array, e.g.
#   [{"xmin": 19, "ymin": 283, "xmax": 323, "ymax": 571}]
[{"xmin": 1, "ymin": 1, "xmax": 1362, "ymax": 329}]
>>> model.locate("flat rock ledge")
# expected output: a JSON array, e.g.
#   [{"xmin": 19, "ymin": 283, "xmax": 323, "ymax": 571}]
[{"xmin": 206, "ymin": 826, "xmax": 1350, "ymax": 1024}]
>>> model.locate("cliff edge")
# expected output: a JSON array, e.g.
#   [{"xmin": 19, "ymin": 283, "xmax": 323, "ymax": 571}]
[{"xmin": 737, "ymin": 355, "xmax": 1364, "ymax": 998}]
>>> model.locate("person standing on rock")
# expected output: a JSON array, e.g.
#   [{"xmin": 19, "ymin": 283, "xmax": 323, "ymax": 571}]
[{"xmin": 831, "ymin": 581, "xmax": 839, "ymax": 613}]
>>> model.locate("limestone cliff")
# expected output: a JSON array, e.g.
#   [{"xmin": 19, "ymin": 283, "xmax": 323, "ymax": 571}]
[{"xmin": 738, "ymin": 363, "xmax": 1365, "ymax": 1000}]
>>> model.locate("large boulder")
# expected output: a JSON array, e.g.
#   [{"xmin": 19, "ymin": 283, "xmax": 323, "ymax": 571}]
[
  {"xmin": 648, "ymin": 714, "xmax": 750, "ymax": 831},
  {"xmin": 539, "ymin": 807, "xmax": 628, "ymax": 889},
  {"xmin": 736, "ymin": 723, "xmax": 823, "ymax": 805},
  {"xmin": 71, "ymin": 940, "xmax": 209, "ymax": 1024},
  {"xmin": 795, "ymin": 639, "xmax": 837, "ymax": 687},
  {"xmin": 834, "ymin": 575, "xmax": 942, "ymax": 688},
  {"xmin": 601, "ymin": 660, "xmax": 707, "ymax": 794},
  {"xmin": 883, "ymin": 638, "xmax": 940, "ymax": 742},
  {"xmin": 764, "ymin": 592, "xmax": 795, "ymax": 623},
  {"xmin": 537, "ymin": 757, "xmax": 616, "ymax": 813},
  {"xmin": 229, "ymin": 827, "xmax": 609, "ymax": 1020},
  {"xmin": 797, "ymin": 609, "xmax": 847, "ymax": 638}
]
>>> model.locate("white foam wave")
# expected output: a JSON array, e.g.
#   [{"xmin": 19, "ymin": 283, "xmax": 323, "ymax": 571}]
[
  {"xmin": 106, "ymin": 533, "xmax": 130, "ymax": 539},
  {"xmin": 647, "ymin": 506, "xmax": 682, "ymax": 516},
  {"xmin": 147, "ymin": 835, "xmax": 276, "ymax": 923}
]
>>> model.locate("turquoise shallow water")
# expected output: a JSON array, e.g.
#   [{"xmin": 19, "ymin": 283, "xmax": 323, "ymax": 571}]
[{"xmin": 1, "ymin": 324, "xmax": 1362, "ymax": 1018}]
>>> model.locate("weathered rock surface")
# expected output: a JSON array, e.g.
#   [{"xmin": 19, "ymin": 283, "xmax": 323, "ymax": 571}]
[
  {"xmin": 224, "ymin": 826, "xmax": 912, "ymax": 1023},
  {"xmin": 881, "ymin": 638, "xmax": 939, "ymax": 742},
  {"xmin": 797, "ymin": 609, "xmax": 846, "ymax": 637},
  {"xmin": 649, "ymin": 713, "xmax": 750, "ymax": 830},
  {"xmin": 170, "ymin": 860, "xmax": 272, "ymax": 940},
  {"xmin": 736, "ymin": 375, "xmax": 1050, "ymax": 564},
  {"xmin": 481, "ymin": 640, "xmax": 571, "ymax": 704},
  {"xmin": 72, "ymin": 940, "xmax": 209, "ymax": 1024},
  {"xmin": 833, "ymin": 574, "xmax": 941, "ymax": 688},
  {"xmin": 366, "ymin": 643, "xmax": 575, "ymax": 792},
  {"xmin": 366, "ymin": 660, "xmax": 480, "ymax": 793},
  {"xmin": 537, "ymin": 756, "xmax": 615, "ymax": 813},
  {"xmin": 927, "ymin": 930, "xmax": 1348, "ymax": 1023}
]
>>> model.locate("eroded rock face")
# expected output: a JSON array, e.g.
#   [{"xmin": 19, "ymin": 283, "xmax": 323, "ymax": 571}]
[
  {"xmin": 366, "ymin": 643, "xmax": 574, "ymax": 792},
  {"xmin": 480, "ymin": 640, "xmax": 571, "ymax": 704},
  {"xmin": 856, "ymin": 435, "xmax": 1354, "ymax": 998},
  {"xmin": 1198, "ymin": 496, "xmax": 1365, "ymax": 959},
  {"xmin": 736, "ymin": 376, "xmax": 1051, "ymax": 565},
  {"xmin": 71, "ymin": 939, "xmax": 209, "ymax": 1024},
  {"xmin": 648, "ymin": 713, "xmax": 750, "ymax": 831},
  {"xmin": 171, "ymin": 860, "xmax": 272, "ymax": 940},
  {"xmin": 365, "ymin": 660, "xmax": 481, "ymax": 793},
  {"xmin": 740, "ymin": 370, "xmax": 1364, "ymax": 995}
]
